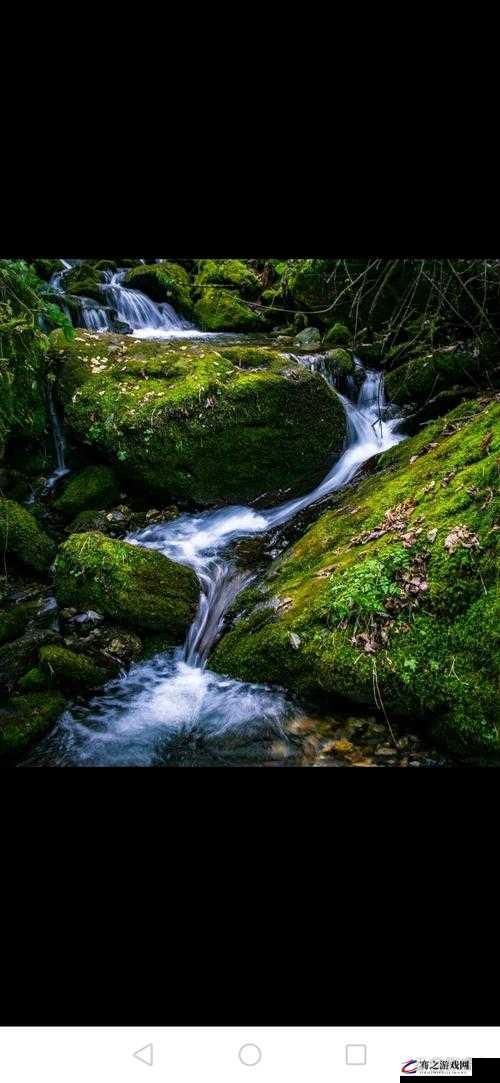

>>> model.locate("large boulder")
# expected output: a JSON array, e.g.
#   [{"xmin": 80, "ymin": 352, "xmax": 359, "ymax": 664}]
[
  {"xmin": 211, "ymin": 397, "xmax": 500, "ymax": 758},
  {"xmin": 0, "ymin": 499, "xmax": 56, "ymax": 573},
  {"xmin": 194, "ymin": 287, "xmax": 265, "ymax": 332},
  {"xmin": 52, "ymin": 332, "xmax": 346, "ymax": 505},
  {"xmin": 54, "ymin": 465, "xmax": 120, "ymax": 517},
  {"xmin": 194, "ymin": 260, "xmax": 261, "ymax": 299},
  {"xmin": 122, "ymin": 262, "xmax": 193, "ymax": 316},
  {"xmin": 54, "ymin": 532, "xmax": 199, "ymax": 639},
  {"xmin": 385, "ymin": 343, "xmax": 500, "ymax": 408}
]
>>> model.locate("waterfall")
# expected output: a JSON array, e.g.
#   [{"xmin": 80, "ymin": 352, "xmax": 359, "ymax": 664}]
[
  {"xmin": 51, "ymin": 262, "xmax": 204, "ymax": 338},
  {"xmin": 25, "ymin": 366, "xmax": 405, "ymax": 767},
  {"xmin": 45, "ymin": 381, "xmax": 70, "ymax": 491}
]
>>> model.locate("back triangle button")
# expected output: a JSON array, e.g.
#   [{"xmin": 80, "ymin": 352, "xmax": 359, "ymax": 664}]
[{"xmin": 134, "ymin": 1044, "xmax": 154, "ymax": 1067}]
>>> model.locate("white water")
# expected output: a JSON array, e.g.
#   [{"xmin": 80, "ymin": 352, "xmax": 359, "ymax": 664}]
[
  {"xmin": 51, "ymin": 261, "xmax": 210, "ymax": 339},
  {"xmin": 45, "ymin": 382, "xmax": 70, "ymax": 491},
  {"xmin": 24, "ymin": 366, "xmax": 405, "ymax": 767}
]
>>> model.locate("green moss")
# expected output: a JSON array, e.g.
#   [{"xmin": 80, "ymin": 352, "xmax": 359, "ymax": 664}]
[
  {"xmin": 0, "ymin": 361, "xmax": 14, "ymax": 460},
  {"xmin": 0, "ymin": 601, "xmax": 40, "ymax": 646},
  {"xmin": 194, "ymin": 288, "xmax": 265, "ymax": 333},
  {"xmin": 385, "ymin": 345, "xmax": 500, "ymax": 407},
  {"xmin": 325, "ymin": 323, "xmax": 352, "ymax": 346},
  {"xmin": 123, "ymin": 262, "xmax": 193, "ymax": 316},
  {"xmin": 212, "ymin": 397, "xmax": 500, "ymax": 757},
  {"xmin": 0, "ymin": 691, "xmax": 65, "ymax": 756},
  {"xmin": 195, "ymin": 260, "xmax": 261, "ymax": 299},
  {"xmin": 17, "ymin": 666, "xmax": 50, "ymax": 692},
  {"xmin": 54, "ymin": 532, "xmax": 199, "ymax": 638},
  {"xmin": 54, "ymin": 465, "xmax": 120, "ymax": 517},
  {"xmin": 0, "ymin": 498, "xmax": 55, "ymax": 573},
  {"xmin": 39, "ymin": 644, "xmax": 109, "ymax": 689},
  {"xmin": 51, "ymin": 332, "xmax": 346, "ymax": 504}
]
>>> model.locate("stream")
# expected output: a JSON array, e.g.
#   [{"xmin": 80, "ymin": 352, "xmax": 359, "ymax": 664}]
[{"xmin": 24, "ymin": 276, "xmax": 405, "ymax": 766}]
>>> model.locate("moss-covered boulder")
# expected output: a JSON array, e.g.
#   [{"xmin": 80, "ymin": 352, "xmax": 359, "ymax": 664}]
[
  {"xmin": 52, "ymin": 332, "xmax": 346, "ymax": 505},
  {"xmin": 0, "ymin": 629, "xmax": 61, "ymax": 689},
  {"xmin": 195, "ymin": 260, "xmax": 261, "ymax": 299},
  {"xmin": 39, "ymin": 644, "xmax": 109, "ymax": 690},
  {"xmin": 54, "ymin": 465, "xmax": 120, "ymax": 517},
  {"xmin": 30, "ymin": 259, "xmax": 66, "ymax": 282},
  {"xmin": 0, "ymin": 499, "xmax": 56, "ymax": 573},
  {"xmin": 0, "ymin": 691, "xmax": 65, "ymax": 756},
  {"xmin": 54, "ymin": 532, "xmax": 199, "ymax": 638},
  {"xmin": 194, "ymin": 288, "xmax": 265, "ymax": 332},
  {"xmin": 212, "ymin": 397, "xmax": 500, "ymax": 758},
  {"xmin": 385, "ymin": 344, "xmax": 500, "ymax": 408},
  {"xmin": 0, "ymin": 600, "xmax": 41, "ymax": 647},
  {"xmin": 123, "ymin": 261, "xmax": 193, "ymax": 316}
]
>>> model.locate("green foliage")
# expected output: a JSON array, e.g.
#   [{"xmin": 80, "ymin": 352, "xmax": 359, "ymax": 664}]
[{"xmin": 327, "ymin": 549, "xmax": 410, "ymax": 622}]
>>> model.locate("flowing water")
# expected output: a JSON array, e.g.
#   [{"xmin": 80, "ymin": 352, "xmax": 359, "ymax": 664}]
[
  {"xmin": 43, "ymin": 382, "xmax": 70, "ymax": 492},
  {"xmin": 50, "ymin": 261, "xmax": 211, "ymax": 338},
  {"xmin": 23, "ymin": 366, "xmax": 405, "ymax": 767}
]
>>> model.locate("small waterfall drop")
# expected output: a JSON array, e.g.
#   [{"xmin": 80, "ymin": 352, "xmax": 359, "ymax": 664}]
[
  {"xmin": 25, "ymin": 366, "xmax": 406, "ymax": 767},
  {"xmin": 45, "ymin": 381, "xmax": 70, "ymax": 491}
]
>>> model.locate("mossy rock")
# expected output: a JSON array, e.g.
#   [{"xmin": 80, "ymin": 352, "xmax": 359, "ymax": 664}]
[
  {"xmin": 194, "ymin": 287, "xmax": 265, "ymax": 332},
  {"xmin": 30, "ymin": 259, "xmax": 67, "ymax": 281},
  {"xmin": 18, "ymin": 666, "xmax": 50, "ymax": 692},
  {"xmin": 195, "ymin": 260, "xmax": 261, "ymax": 299},
  {"xmin": 39, "ymin": 644, "xmax": 110, "ymax": 690},
  {"xmin": 54, "ymin": 465, "xmax": 120, "ymax": 517},
  {"xmin": 211, "ymin": 398, "xmax": 500, "ymax": 758},
  {"xmin": 385, "ymin": 345, "xmax": 500, "ymax": 408},
  {"xmin": 51, "ymin": 332, "xmax": 346, "ymax": 505},
  {"xmin": 54, "ymin": 532, "xmax": 199, "ymax": 638},
  {"xmin": 0, "ymin": 629, "xmax": 61, "ymax": 689},
  {"xmin": 0, "ymin": 601, "xmax": 41, "ymax": 647},
  {"xmin": 0, "ymin": 691, "xmax": 65, "ymax": 756},
  {"xmin": 325, "ymin": 323, "xmax": 352, "ymax": 347},
  {"xmin": 123, "ymin": 262, "xmax": 193, "ymax": 316},
  {"xmin": 0, "ymin": 499, "xmax": 56, "ymax": 573}
]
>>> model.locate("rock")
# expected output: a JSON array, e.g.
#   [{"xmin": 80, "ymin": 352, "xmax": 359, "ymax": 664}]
[
  {"xmin": 211, "ymin": 398, "xmax": 500, "ymax": 758},
  {"xmin": 385, "ymin": 344, "xmax": 499, "ymax": 409},
  {"xmin": 0, "ymin": 692, "xmax": 65, "ymax": 756},
  {"xmin": 52, "ymin": 332, "xmax": 346, "ymax": 505},
  {"xmin": 39, "ymin": 644, "xmax": 110, "ymax": 690},
  {"xmin": 0, "ymin": 499, "xmax": 56, "ymax": 573},
  {"xmin": 72, "ymin": 611, "xmax": 105, "ymax": 625},
  {"xmin": 123, "ymin": 262, "xmax": 193, "ymax": 316},
  {"xmin": 294, "ymin": 327, "xmax": 322, "ymax": 349},
  {"xmin": 194, "ymin": 287, "xmax": 265, "ymax": 332},
  {"xmin": 54, "ymin": 465, "xmax": 120, "ymax": 517},
  {"xmin": 0, "ymin": 628, "xmax": 61, "ymax": 689},
  {"xmin": 194, "ymin": 260, "xmax": 261, "ymax": 299},
  {"xmin": 325, "ymin": 322, "xmax": 352, "ymax": 346},
  {"xmin": 54, "ymin": 532, "xmax": 199, "ymax": 638}
]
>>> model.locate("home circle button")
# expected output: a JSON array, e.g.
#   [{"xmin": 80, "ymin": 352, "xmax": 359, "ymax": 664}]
[{"xmin": 239, "ymin": 1044, "xmax": 262, "ymax": 1067}]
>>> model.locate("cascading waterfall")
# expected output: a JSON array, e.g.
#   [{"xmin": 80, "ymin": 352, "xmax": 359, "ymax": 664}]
[
  {"xmin": 23, "ymin": 364, "xmax": 405, "ymax": 768},
  {"xmin": 45, "ymin": 381, "xmax": 70, "ymax": 491},
  {"xmin": 50, "ymin": 261, "xmax": 206, "ymax": 338}
]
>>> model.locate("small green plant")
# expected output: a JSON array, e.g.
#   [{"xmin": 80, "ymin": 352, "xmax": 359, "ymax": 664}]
[{"xmin": 327, "ymin": 547, "xmax": 411, "ymax": 623}]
